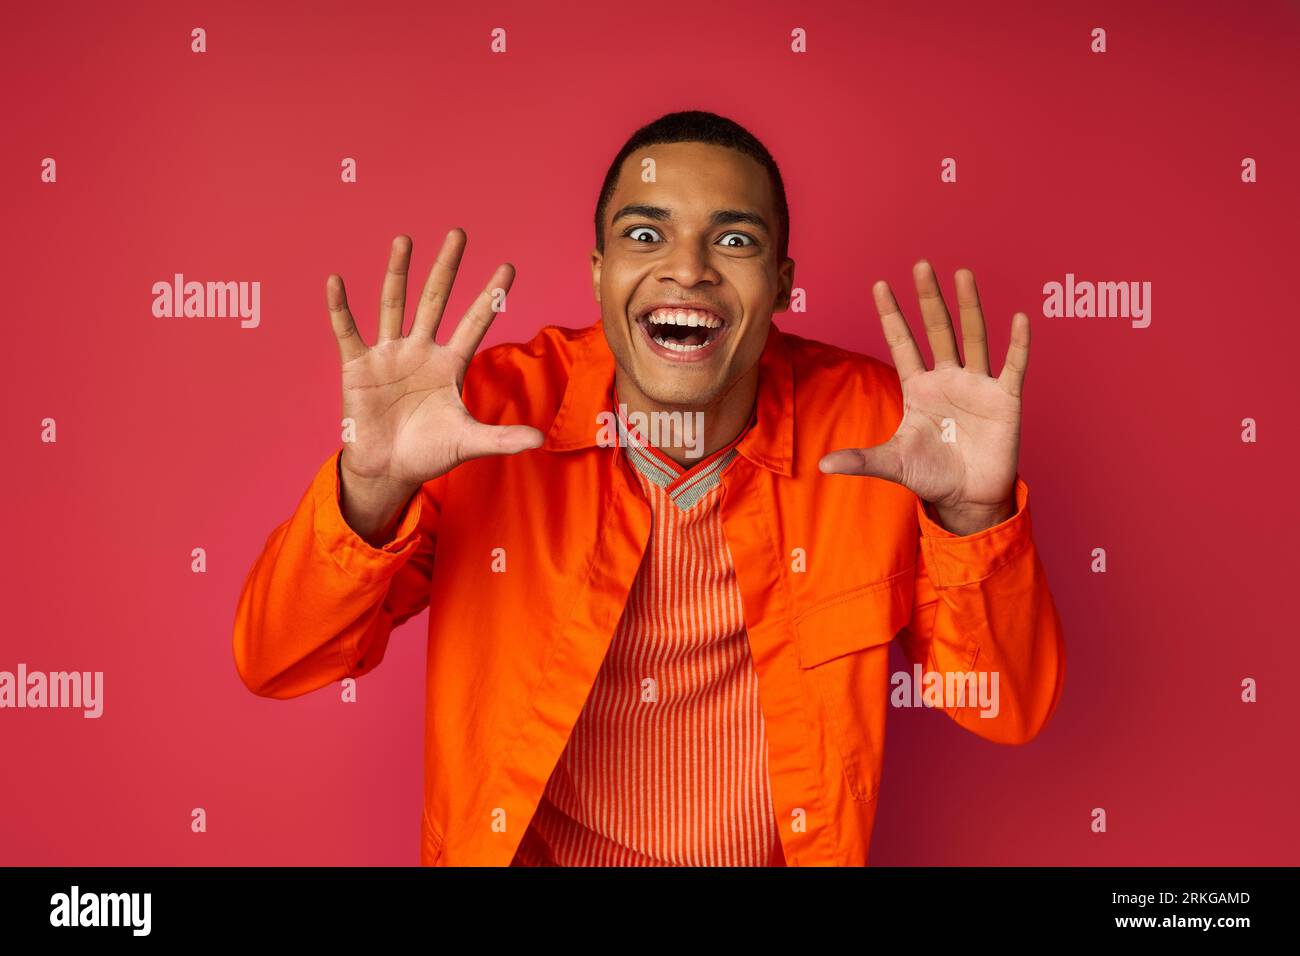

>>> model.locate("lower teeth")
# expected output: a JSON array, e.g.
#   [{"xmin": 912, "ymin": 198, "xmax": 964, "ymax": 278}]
[{"xmin": 653, "ymin": 334, "xmax": 707, "ymax": 352}]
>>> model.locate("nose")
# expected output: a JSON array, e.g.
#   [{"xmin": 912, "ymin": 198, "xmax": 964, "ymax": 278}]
[{"xmin": 655, "ymin": 234, "xmax": 721, "ymax": 287}]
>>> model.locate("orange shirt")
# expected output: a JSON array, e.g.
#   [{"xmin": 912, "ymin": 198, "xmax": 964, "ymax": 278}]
[
  {"xmin": 513, "ymin": 398, "xmax": 783, "ymax": 866},
  {"xmin": 232, "ymin": 319, "xmax": 1066, "ymax": 866}
]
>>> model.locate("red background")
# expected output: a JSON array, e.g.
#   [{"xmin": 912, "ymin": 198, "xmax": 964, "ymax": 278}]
[{"xmin": 3, "ymin": 0, "xmax": 1297, "ymax": 865}]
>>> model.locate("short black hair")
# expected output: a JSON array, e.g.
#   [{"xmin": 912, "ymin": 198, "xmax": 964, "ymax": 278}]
[{"xmin": 594, "ymin": 110, "xmax": 790, "ymax": 262}]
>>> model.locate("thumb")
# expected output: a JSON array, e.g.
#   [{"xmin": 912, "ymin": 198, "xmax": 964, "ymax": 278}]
[
  {"xmin": 818, "ymin": 441, "xmax": 904, "ymax": 483},
  {"xmin": 457, "ymin": 422, "xmax": 546, "ymax": 462}
]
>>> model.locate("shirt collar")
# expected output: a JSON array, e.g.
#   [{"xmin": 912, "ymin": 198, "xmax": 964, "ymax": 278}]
[{"xmin": 544, "ymin": 318, "xmax": 794, "ymax": 477}]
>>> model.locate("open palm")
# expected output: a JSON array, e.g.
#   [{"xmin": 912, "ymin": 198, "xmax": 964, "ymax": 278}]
[
  {"xmin": 819, "ymin": 261, "xmax": 1029, "ymax": 532},
  {"xmin": 329, "ymin": 230, "xmax": 544, "ymax": 491}
]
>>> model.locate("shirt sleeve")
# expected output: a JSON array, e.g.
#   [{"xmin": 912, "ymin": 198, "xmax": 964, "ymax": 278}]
[
  {"xmin": 232, "ymin": 448, "xmax": 442, "ymax": 699},
  {"xmin": 896, "ymin": 475, "xmax": 1066, "ymax": 744}
]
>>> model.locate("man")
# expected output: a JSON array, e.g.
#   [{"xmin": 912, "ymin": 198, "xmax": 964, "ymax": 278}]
[{"xmin": 233, "ymin": 110, "xmax": 1065, "ymax": 867}]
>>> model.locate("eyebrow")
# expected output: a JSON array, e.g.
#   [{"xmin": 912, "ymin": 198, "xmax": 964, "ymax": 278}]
[{"xmin": 611, "ymin": 203, "xmax": 771, "ymax": 235}]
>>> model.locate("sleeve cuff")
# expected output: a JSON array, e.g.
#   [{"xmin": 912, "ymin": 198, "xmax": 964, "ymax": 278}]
[
  {"xmin": 309, "ymin": 448, "xmax": 425, "ymax": 582},
  {"xmin": 916, "ymin": 475, "xmax": 1033, "ymax": 588}
]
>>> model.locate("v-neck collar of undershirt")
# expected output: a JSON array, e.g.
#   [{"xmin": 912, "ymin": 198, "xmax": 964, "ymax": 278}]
[{"xmin": 612, "ymin": 388, "xmax": 754, "ymax": 511}]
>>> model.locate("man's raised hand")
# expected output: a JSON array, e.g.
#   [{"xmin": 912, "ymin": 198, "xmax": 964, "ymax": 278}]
[
  {"xmin": 329, "ymin": 229, "xmax": 543, "ymax": 540},
  {"xmin": 818, "ymin": 261, "xmax": 1028, "ymax": 536}
]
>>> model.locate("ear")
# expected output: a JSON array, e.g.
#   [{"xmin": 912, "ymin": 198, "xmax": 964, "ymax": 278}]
[
  {"xmin": 773, "ymin": 255, "xmax": 796, "ymax": 313},
  {"xmin": 590, "ymin": 247, "xmax": 603, "ymax": 304}
]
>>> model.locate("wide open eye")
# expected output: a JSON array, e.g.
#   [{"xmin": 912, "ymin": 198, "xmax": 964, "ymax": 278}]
[
  {"xmin": 624, "ymin": 226, "xmax": 663, "ymax": 242},
  {"xmin": 718, "ymin": 232, "xmax": 756, "ymax": 247}
]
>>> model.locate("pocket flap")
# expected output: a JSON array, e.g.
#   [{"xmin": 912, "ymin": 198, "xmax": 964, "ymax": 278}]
[{"xmin": 792, "ymin": 567, "xmax": 914, "ymax": 668}]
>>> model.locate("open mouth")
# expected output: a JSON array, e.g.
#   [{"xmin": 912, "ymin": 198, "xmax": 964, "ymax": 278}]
[{"xmin": 634, "ymin": 306, "xmax": 730, "ymax": 358}]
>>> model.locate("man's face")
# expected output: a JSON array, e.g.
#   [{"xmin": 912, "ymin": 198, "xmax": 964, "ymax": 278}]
[{"xmin": 591, "ymin": 141, "xmax": 794, "ymax": 410}]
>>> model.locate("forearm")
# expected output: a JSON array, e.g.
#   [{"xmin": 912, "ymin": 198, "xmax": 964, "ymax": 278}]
[
  {"xmin": 339, "ymin": 454, "xmax": 422, "ymax": 545},
  {"xmin": 233, "ymin": 450, "xmax": 436, "ymax": 699},
  {"xmin": 908, "ymin": 477, "xmax": 1065, "ymax": 744}
]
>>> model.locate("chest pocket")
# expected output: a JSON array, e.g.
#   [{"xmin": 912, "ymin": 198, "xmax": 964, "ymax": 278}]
[{"xmin": 792, "ymin": 566, "xmax": 915, "ymax": 802}]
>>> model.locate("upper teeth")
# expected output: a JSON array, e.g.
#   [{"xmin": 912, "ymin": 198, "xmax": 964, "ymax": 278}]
[{"xmin": 645, "ymin": 308, "xmax": 723, "ymax": 329}]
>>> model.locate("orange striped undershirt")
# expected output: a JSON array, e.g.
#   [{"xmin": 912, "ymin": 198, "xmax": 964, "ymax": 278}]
[{"xmin": 512, "ymin": 397, "xmax": 784, "ymax": 866}]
